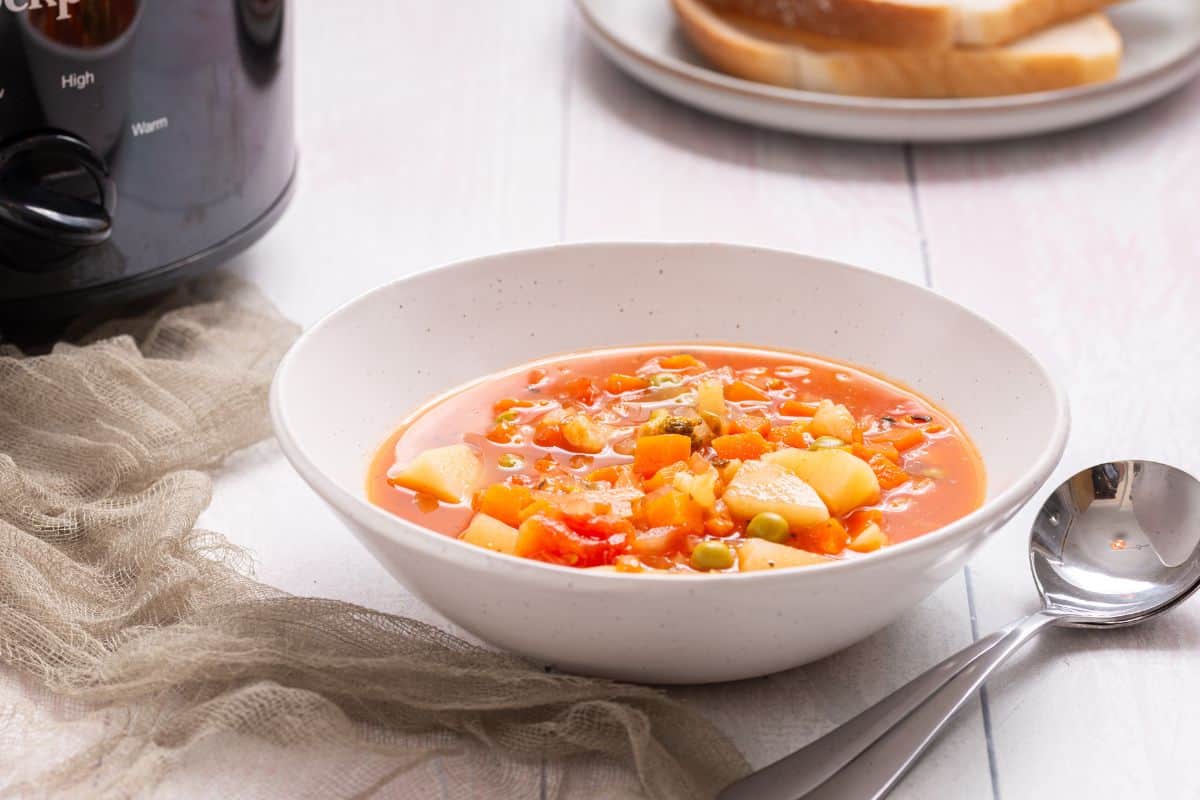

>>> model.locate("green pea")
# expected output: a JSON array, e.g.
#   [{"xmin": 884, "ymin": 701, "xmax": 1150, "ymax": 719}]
[
  {"xmin": 810, "ymin": 436, "xmax": 846, "ymax": 450},
  {"xmin": 746, "ymin": 512, "xmax": 790, "ymax": 544},
  {"xmin": 496, "ymin": 410, "xmax": 520, "ymax": 423},
  {"xmin": 691, "ymin": 540, "xmax": 735, "ymax": 571},
  {"xmin": 498, "ymin": 453, "xmax": 524, "ymax": 470}
]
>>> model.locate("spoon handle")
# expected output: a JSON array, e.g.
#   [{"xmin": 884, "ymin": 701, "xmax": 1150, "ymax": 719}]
[
  {"xmin": 717, "ymin": 622, "xmax": 1016, "ymax": 800},
  {"xmin": 798, "ymin": 610, "xmax": 1059, "ymax": 800}
]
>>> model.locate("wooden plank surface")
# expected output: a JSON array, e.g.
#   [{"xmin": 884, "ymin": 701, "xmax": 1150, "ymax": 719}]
[{"xmin": 913, "ymin": 78, "xmax": 1200, "ymax": 799}]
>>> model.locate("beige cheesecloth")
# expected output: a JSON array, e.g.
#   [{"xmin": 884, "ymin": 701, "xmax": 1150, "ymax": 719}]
[{"xmin": 0, "ymin": 277, "xmax": 748, "ymax": 799}]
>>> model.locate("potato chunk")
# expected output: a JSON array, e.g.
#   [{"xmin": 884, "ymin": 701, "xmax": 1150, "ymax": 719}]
[
  {"xmin": 721, "ymin": 460, "xmax": 829, "ymax": 530},
  {"xmin": 562, "ymin": 414, "xmax": 606, "ymax": 454},
  {"xmin": 673, "ymin": 466, "xmax": 718, "ymax": 512},
  {"xmin": 848, "ymin": 522, "xmax": 889, "ymax": 553},
  {"xmin": 809, "ymin": 400, "xmax": 857, "ymax": 442},
  {"xmin": 763, "ymin": 447, "xmax": 881, "ymax": 516},
  {"xmin": 388, "ymin": 443, "xmax": 482, "ymax": 503},
  {"xmin": 739, "ymin": 537, "xmax": 832, "ymax": 572},
  {"xmin": 461, "ymin": 513, "xmax": 519, "ymax": 555},
  {"xmin": 696, "ymin": 378, "xmax": 727, "ymax": 418}
]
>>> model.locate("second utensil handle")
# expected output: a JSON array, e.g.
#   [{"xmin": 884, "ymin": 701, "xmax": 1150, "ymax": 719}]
[{"xmin": 800, "ymin": 610, "xmax": 1060, "ymax": 800}]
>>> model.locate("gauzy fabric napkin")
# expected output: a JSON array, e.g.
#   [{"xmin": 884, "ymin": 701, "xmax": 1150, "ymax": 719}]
[{"xmin": 0, "ymin": 277, "xmax": 748, "ymax": 799}]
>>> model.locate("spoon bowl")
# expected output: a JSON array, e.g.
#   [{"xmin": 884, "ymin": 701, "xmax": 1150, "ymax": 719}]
[
  {"xmin": 721, "ymin": 459, "xmax": 1200, "ymax": 800},
  {"xmin": 1032, "ymin": 460, "xmax": 1200, "ymax": 625}
]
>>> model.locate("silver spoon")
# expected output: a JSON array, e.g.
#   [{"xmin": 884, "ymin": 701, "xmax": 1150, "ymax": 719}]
[{"xmin": 720, "ymin": 460, "xmax": 1200, "ymax": 800}]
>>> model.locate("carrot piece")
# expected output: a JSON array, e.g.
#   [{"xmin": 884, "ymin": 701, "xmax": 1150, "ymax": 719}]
[
  {"xmin": 643, "ymin": 460, "xmax": 690, "ymax": 492},
  {"xmin": 729, "ymin": 415, "xmax": 771, "ymax": 436},
  {"xmin": 605, "ymin": 373, "xmax": 651, "ymax": 394},
  {"xmin": 518, "ymin": 498, "xmax": 556, "ymax": 523},
  {"xmin": 779, "ymin": 400, "xmax": 819, "ymax": 417},
  {"xmin": 704, "ymin": 514, "xmax": 735, "ymax": 537},
  {"xmin": 632, "ymin": 434, "xmax": 693, "ymax": 477},
  {"xmin": 642, "ymin": 487, "xmax": 704, "ymax": 533},
  {"xmin": 768, "ymin": 422, "xmax": 810, "ymax": 449},
  {"xmin": 527, "ymin": 368, "xmax": 548, "ymax": 387},
  {"xmin": 850, "ymin": 442, "xmax": 901, "ymax": 465},
  {"xmin": 846, "ymin": 508, "xmax": 884, "ymax": 537},
  {"xmin": 869, "ymin": 454, "xmax": 911, "ymax": 490},
  {"xmin": 533, "ymin": 421, "xmax": 565, "ymax": 448},
  {"xmin": 493, "ymin": 398, "xmax": 534, "ymax": 414},
  {"xmin": 474, "ymin": 483, "xmax": 534, "ymax": 528},
  {"xmin": 587, "ymin": 465, "xmax": 623, "ymax": 485},
  {"xmin": 486, "ymin": 425, "xmax": 515, "ymax": 444},
  {"xmin": 711, "ymin": 432, "xmax": 770, "ymax": 460},
  {"xmin": 795, "ymin": 518, "xmax": 849, "ymax": 556},
  {"xmin": 868, "ymin": 427, "xmax": 925, "ymax": 452},
  {"xmin": 561, "ymin": 376, "xmax": 599, "ymax": 405},
  {"xmin": 659, "ymin": 354, "xmax": 703, "ymax": 370},
  {"xmin": 724, "ymin": 380, "xmax": 769, "ymax": 402},
  {"xmin": 926, "ymin": 423, "xmax": 946, "ymax": 434}
]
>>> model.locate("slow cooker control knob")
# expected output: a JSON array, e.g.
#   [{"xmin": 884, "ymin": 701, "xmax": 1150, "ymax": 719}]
[{"xmin": 0, "ymin": 132, "xmax": 117, "ymax": 247}]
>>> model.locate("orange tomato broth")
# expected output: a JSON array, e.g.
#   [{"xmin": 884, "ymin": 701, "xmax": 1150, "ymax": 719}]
[{"xmin": 368, "ymin": 345, "xmax": 985, "ymax": 572}]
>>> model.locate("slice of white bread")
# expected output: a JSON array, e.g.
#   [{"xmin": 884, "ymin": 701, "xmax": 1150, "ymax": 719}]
[
  {"xmin": 700, "ymin": 0, "xmax": 1119, "ymax": 49},
  {"xmin": 674, "ymin": 0, "xmax": 1122, "ymax": 98}
]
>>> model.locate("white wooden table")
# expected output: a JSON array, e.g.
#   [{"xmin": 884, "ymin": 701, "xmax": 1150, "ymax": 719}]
[{"xmin": 200, "ymin": 4, "xmax": 1200, "ymax": 797}]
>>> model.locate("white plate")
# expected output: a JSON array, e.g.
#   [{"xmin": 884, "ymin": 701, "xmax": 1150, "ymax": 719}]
[{"xmin": 576, "ymin": 0, "xmax": 1200, "ymax": 142}]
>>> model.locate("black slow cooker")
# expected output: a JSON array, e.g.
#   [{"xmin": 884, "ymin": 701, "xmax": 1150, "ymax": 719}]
[{"xmin": 0, "ymin": 0, "xmax": 295, "ymax": 323}]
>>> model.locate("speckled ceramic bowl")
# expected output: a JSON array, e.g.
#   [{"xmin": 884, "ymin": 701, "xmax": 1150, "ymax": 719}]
[{"xmin": 270, "ymin": 243, "xmax": 1068, "ymax": 684}]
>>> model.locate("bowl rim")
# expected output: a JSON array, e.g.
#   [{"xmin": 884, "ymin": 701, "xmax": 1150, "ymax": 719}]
[{"xmin": 270, "ymin": 241, "xmax": 1071, "ymax": 586}]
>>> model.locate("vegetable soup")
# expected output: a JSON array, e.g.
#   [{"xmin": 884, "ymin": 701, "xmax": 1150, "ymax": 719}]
[{"xmin": 368, "ymin": 345, "xmax": 985, "ymax": 574}]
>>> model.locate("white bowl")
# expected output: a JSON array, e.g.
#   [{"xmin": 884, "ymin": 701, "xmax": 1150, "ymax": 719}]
[{"xmin": 271, "ymin": 243, "xmax": 1069, "ymax": 684}]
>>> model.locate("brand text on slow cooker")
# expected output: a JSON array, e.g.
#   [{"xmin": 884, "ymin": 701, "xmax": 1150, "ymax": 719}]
[{"xmin": 2, "ymin": 0, "xmax": 80, "ymax": 21}]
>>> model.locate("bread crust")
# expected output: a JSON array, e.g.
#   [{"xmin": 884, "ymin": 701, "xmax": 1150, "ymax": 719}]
[
  {"xmin": 701, "ymin": 0, "xmax": 1119, "ymax": 49},
  {"xmin": 673, "ymin": 0, "xmax": 1122, "ymax": 98},
  {"xmin": 700, "ymin": 0, "xmax": 956, "ymax": 49}
]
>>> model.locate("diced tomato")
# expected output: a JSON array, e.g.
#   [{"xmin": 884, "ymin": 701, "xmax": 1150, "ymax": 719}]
[
  {"xmin": 850, "ymin": 442, "xmax": 901, "ymax": 465},
  {"xmin": 561, "ymin": 376, "xmax": 600, "ymax": 405},
  {"xmin": 632, "ymin": 434, "xmax": 693, "ymax": 477},
  {"xmin": 641, "ymin": 487, "xmax": 704, "ymax": 533},
  {"xmin": 729, "ymin": 415, "xmax": 771, "ymax": 436},
  {"xmin": 605, "ymin": 373, "xmax": 650, "ymax": 394},
  {"xmin": 711, "ymin": 431, "xmax": 770, "ymax": 460},
  {"xmin": 561, "ymin": 511, "xmax": 636, "ymax": 542},
  {"xmin": 630, "ymin": 526, "xmax": 688, "ymax": 558},
  {"xmin": 779, "ymin": 400, "xmax": 818, "ymax": 417},
  {"xmin": 515, "ymin": 514, "xmax": 627, "ymax": 567},
  {"xmin": 474, "ymin": 483, "xmax": 533, "ymax": 528},
  {"xmin": 659, "ymin": 354, "xmax": 703, "ymax": 370},
  {"xmin": 869, "ymin": 454, "xmax": 911, "ymax": 489},
  {"xmin": 724, "ymin": 380, "xmax": 769, "ymax": 402},
  {"xmin": 795, "ymin": 518, "xmax": 849, "ymax": 555},
  {"xmin": 867, "ymin": 427, "xmax": 925, "ymax": 452}
]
